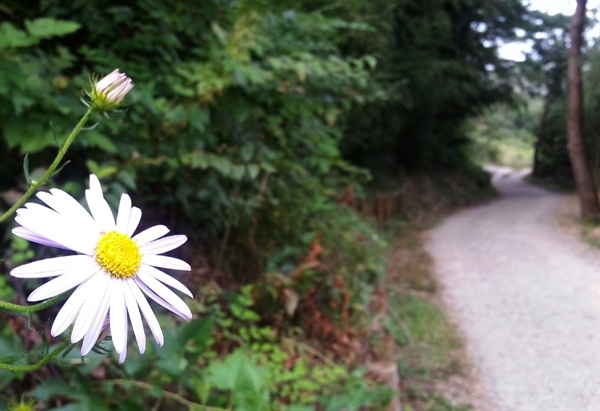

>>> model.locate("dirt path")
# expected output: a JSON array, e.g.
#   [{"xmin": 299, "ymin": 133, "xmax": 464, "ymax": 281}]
[{"xmin": 425, "ymin": 167, "xmax": 600, "ymax": 410}]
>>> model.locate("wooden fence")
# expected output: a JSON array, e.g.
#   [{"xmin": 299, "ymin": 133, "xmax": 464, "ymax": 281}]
[{"xmin": 339, "ymin": 186, "xmax": 404, "ymax": 223}]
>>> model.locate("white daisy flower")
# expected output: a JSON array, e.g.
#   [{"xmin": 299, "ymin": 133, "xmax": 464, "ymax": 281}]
[{"xmin": 10, "ymin": 174, "xmax": 193, "ymax": 363}]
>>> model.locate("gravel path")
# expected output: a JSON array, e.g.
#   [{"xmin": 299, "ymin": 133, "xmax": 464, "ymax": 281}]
[{"xmin": 425, "ymin": 167, "xmax": 600, "ymax": 410}]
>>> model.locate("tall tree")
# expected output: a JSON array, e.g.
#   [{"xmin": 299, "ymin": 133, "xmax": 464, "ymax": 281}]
[{"xmin": 567, "ymin": 0, "xmax": 600, "ymax": 221}]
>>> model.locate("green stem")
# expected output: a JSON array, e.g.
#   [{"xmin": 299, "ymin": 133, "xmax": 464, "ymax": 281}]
[
  {"xmin": 104, "ymin": 380, "xmax": 228, "ymax": 411},
  {"xmin": 0, "ymin": 109, "xmax": 94, "ymax": 223},
  {"xmin": 0, "ymin": 292, "xmax": 70, "ymax": 314},
  {"xmin": 0, "ymin": 339, "xmax": 71, "ymax": 372}
]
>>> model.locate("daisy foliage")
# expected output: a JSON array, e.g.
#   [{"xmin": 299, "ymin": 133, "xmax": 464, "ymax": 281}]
[{"xmin": 10, "ymin": 174, "xmax": 193, "ymax": 363}]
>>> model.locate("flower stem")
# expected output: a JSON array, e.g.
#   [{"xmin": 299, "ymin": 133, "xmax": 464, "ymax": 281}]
[
  {"xmin": 0, "ymin": 339, "xmax": 71, "ymax": 372},
  {"xmin": 0, "ymin": 109, "xmax": 94, "ymax": 223},
  {"xmin": 0, "ymin": 292, "xmax": 70, "ymax": 314},
  {"xmin": 103, "ymin": 380, "xmax": 228, "ymax": 411}
]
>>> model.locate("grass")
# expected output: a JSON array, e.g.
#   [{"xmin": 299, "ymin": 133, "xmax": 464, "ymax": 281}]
[
  {"xmin": 383, "ymin": 223, "xmax": 473, "ymax": 411},
  {"xmin": 541, "ymin": 189, "xmax": 600, "ymax": 248},
  {"xmin": 581, "ymin": 218, "xmax": 600, "ymax": 248},
  {"xmin": 377, "ymin": 173, "xmax": 495, "ymax": 410},
  {"xmin": 474, "ymin": 138, "xmax": 534, "ymax": 170}
]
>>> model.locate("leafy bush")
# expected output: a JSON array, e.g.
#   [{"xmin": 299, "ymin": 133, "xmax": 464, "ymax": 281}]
[
  {"xmin": 0, "ymin": 1, "xmax": 381, "ymax": 278},
  {"xmin": 0, "ymin": 284, "xmax": 393, "ymax": 410}
]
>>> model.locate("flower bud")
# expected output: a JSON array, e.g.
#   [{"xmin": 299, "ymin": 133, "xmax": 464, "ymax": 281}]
[
  {"xmin": 8, "ymin": 398, "xmax": 37, "ymax": 411},
  {"xmin": 86, "ymin": 69, "xmax": 134, "ymax": 112}
]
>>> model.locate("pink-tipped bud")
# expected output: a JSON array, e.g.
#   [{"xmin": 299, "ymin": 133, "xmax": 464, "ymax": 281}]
[{"xmin": 87, "ymin": 69, "xmax": 134, "ymax": 112}]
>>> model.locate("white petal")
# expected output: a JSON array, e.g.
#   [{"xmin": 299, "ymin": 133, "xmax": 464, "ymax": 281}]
[
  {"xmin": 107, "ymin": 81, "xmax": 130, "ymax": 103},
  {"xmin": 126, "ymin": 207, "xmax": 142, "ymax": 236},
  {"xmin": 15, "ymin": 207, "xmax": 96, "ymax": 254},
  {"xmin": 37, "ymin": 188, "xmax": 97, "ymax": 231},
  {"xmin": 135, "ymin": 274, "xmax": 192, "ymax": 320},
  {"xmin": 21, "ymin": 202, "xmax": 54, "ymax": 213},
  {"xmin": 11, "ymin": 255, "xmax": 93, "ymax": 279},
  {"xmin": 127, "ymin": 280, "xmax": 163, "ymax": 346},
  {"xmin": 123, "ymin": 280, "xmax": 146, "ymax": 354},
  {"xmin": 71, "ymin": 273, "xmax": 111, "ymax": 343},
  {"xmin": 142, "ymin": 255, "xmax": 191, "ymax": 271},
  {"xmin": 116, "ymin": 194, "xmax": 132, "ymax": 233},
  {"xmin": 85, "ymin": 175, "xmax": 115, "ymax": 232},
  {"xmin": 95, "ymin": 69, "xmax": 120, "ymax": 90},
  {"xmin": 88, "ymin": 174, "xmax": 102, "ymax": 194},
  {"xmin": 140, "ymin": 235, "xmax": 187, "ymax": 255},
  {"xmin": 110, "ymin": 281, "xmax": 128, "ymax": 355},
  {"xmin": 119, "ymin": 344, "xmax": 127, "ymax": 363},
  {"xmin": 51, "ymin": 274, "xmax": 99, "ymax": 336},
  {"xmin": 132, "ymin": 225, "xmax": 169, "ymax": 246},
  {"xmin": 27, "ymin": 262, "xmax": 100, "ymax": 302},
  {"xmin": 139, "ymin": 264, "xmax": 193, "ymax": 297},
  {"xmin": 12, "ymin": 227, "xmax": 70, "ymax": 250},
  {"xmin": 80, "ymin": 283, "xmax": 112, "ymax": 356}
]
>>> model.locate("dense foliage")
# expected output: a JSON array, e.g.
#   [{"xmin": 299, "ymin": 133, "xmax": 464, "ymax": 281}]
[
  {"xmin": 0, "ymin": 1, "xmax": 391, "ymax": 409},
  {"xmin": 339, "ymin": 0, "xmax": 530, "ymax": 174},
  {"xmin": 518, "ymin": 11, "xmax": 600, "ymax": 186},
  {"xmin": 468, "ymin": 100, "xmax": 538, "ymax": 169}
]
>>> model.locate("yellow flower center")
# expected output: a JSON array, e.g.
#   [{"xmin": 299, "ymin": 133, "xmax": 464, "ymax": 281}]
[{"xmin": 95, "ymin": 231, "xmax": 142, "ymax": 279}]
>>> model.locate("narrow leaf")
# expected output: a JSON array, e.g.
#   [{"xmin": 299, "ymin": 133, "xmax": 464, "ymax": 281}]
[
  {"xmin": 0, "ymin": 354, "xmax": 25, "ymax": 364},
  {"xmin": 50, "ymin": 121, "xmax": 61, "ymax": 149},
  {"xmin": 23, "ymin": 154, "xmax": 31, "ymax": 184},
  {"xmin": 41, "ymin": 332, "xmax": 49, "ymax": 357},
  {"xmin": 61, "ymin": 343, "xmax": 75, "ymax": 358}
]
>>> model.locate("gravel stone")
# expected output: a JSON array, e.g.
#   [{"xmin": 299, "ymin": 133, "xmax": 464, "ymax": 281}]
[{"xmin": 425, "ymin": 168, "xmax": 600, "ymax": 410}]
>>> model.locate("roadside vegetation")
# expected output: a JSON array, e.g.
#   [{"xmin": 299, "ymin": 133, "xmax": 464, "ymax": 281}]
[
  {"xmin": 468, "ymin": 101, "xmax": 538, "ymax": 170},
  {"xmin": 383, "ymin": 175, "xmax": 495, "ymax": 410}
]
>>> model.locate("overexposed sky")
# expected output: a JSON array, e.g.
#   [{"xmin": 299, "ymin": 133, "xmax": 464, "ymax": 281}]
[{"xmin": 499, "ymin": 0, "xmax": 600, "ymax": 61}]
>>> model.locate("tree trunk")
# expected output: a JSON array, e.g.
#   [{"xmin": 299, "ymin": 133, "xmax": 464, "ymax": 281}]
[{"xmin": 567, "ymin": 0, "xmax": 600, "ymax": 221}]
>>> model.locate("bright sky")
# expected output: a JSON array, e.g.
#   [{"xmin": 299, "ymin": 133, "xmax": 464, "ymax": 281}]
[{"xmin": 498, "ymin": 0, "xmax": 600, "ymax": 61}]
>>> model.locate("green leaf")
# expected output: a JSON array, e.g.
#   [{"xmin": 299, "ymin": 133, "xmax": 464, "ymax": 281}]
[
  {"xmin": 246, "ymin": 164, "xmax": 260, "ymax": 179},
  {"xmin": 41, "ymin": 333, "xmax": 49, "ymax": 358},
  {"xmin": 0, "ymin": 22, "xmax": 38, "ymax": 50},
  {"xmin": 48, "ymin": 405, "xmax": 87, "ymax": 411},
  {"xmin": 165, "ymin": 105, "xmax": 187, "ymax": 123},
  {"xmin": 4, "ymin": 122, "xmax": 55, "ymax": 154},
  {"xmin": 211, "ymin": 22, "xmax": 228, "ymax": 44},
  {"xmin": 25, "ymin": 18, "xmax": 81, "ymax": 39},
  {"xmin": 29, "ymin": 379, "xmax": 75, "ymax": 401},
  {"xmin": 81, "ymin": 131, "xmax": 119, "ymax": 153},
  {"xmin": 207, "ymin": 349, "xmax": 270, "ymax": 410},
  {"xmin": 230, "ymin": 304, "xmax": 260, "ymax": 322},
  {"xmin": 115, "ymin": 400, "xmax": 146, "ymax": 411},
  {"xmin": 49, "ymin": 121, "xmax": 62, "ymax": 149},
  {"xmin": 11, "ymin": 93, "xmax": 36, "ymax": 115},
  {"xmin": 191, "ymin": 376, "xmax": 211, "ymax": 405},
  {"xmin": 177, "ymin": 317, "xmax": 213, "ymax": 349},
  {"xmin": 285, "ymin": 406, "xmax": 314, "ymax": 411},
  {"xmin": 189, "ymin": 106, "xmax": 209, "ymax": 132},
  {"xmin": 23, "ymin": 154, "xmax": 31, "ymax": 184},
  {"xmin": 0, "ymin": 354, "xmax": 25, "ymax": 364}
]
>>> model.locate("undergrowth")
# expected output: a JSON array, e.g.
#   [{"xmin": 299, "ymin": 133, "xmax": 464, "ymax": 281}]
[
  {"xmin": 0, "ymin": 205, "xmax": 395, "ymax": 410},
  {"xmin": 379, "ymin": 173, "xmax": 494, "ymax": 410},
  {"xmin": 0, "ymin": 172, "xmax": 494, "ymax": 410},
  {"xmin": 582, "ymin": 219, "xmax": 600, "ymax": 248}
]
